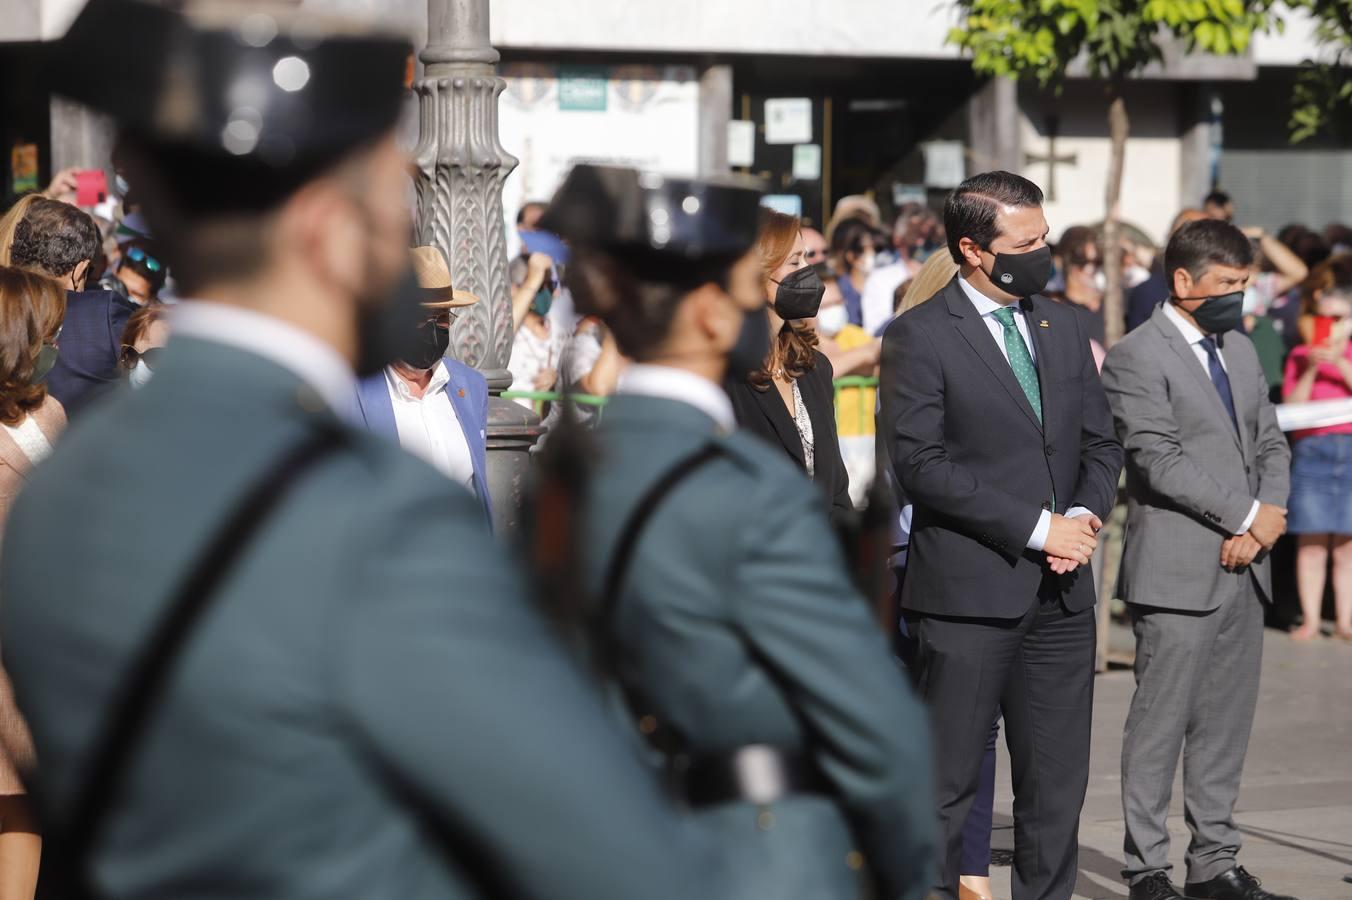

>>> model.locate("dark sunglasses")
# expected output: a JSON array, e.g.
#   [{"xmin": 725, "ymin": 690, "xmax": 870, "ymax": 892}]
[
  {"xmin": 120, "ymin": 345, "xmax": 164, "ymax": 370},
  {"xmin": 124, "ymin": 246, "xmax": 163, "ymax": 273},
  {"xmin": 419, "ymin": 311, "xmax": 457, "ymax": 330}
]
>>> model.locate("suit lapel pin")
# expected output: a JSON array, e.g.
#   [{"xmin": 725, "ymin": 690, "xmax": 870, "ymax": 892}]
[
  {"xmin": 457, "ymin": 388, "xmax": 466, "ymax": 398},
  {"xmin": 1038, "ymin": 320, "xmax": 1050, "ymax": 328}
]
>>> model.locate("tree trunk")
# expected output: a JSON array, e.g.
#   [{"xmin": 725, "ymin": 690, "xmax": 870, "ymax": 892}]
[
  {"xmin": 1102, "ymin": 87, "xmax": 1130, "ymax": 350},
  {"xmin": 1097, "ymin": 85, "xmax": 1130, "ymax": 673}
]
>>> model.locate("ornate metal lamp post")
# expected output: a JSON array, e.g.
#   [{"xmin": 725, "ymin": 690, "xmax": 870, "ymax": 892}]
[{"xmin": 414, "ymin": 0, "xmax": 541, "ymax": 533}]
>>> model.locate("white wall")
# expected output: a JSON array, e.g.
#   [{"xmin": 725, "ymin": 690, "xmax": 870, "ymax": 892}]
[
  {"xmin": 1020, "ymin": 85, "xmax": 1182, "ymax": 247},
  {"xmin": 488, "ymin": 0, "xmax": 962, "ymax": 59},
  {"xmin": 0, "ymin": 0, "xmax": 40, "ymax": 42},
  {"xmin": 1252, "ymin": 7, "xmax": 1321, "ymax": 66}
]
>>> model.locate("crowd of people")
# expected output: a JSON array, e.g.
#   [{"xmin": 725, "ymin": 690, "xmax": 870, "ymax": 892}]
[{"xmin": 0, "ymin": 2, "xmax": 1349, "ymax": 900}]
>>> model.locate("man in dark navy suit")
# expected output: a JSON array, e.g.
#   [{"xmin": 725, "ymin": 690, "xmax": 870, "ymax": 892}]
[
  {"xmin": 880, "ymin": 171, "xmax": 1123, "ymax": 900},
  {"xmin": 10, "ymin": 196, "xmax": 135, "ymax": 416}
]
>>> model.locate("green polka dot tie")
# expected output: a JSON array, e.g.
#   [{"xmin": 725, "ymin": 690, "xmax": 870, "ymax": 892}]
[{"xmin": 991, "ymin": 306, "xmax": 1042, "ymax": 423}]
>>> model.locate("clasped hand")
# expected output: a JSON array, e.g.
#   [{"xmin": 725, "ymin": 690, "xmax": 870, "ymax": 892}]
[
  {"xmin": 1044, "ymin": 513, "xmax": 1101, "ymax": 575},
  {"xmin": 1222, "ymin": 503, "xmax": 1287, "ymax": 571}
]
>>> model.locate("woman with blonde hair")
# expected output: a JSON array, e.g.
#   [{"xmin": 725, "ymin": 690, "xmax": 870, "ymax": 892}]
[
  {"xmin": 727, "ymin": 209, "xmax": 853, "ymax": 524},
  {"xmin": 0, "ymin": 266, "xmax": 67, "ymax": 900},
  {"xmin": 898, "ymin": 249, "xmax": 960, "ymax": 316}
]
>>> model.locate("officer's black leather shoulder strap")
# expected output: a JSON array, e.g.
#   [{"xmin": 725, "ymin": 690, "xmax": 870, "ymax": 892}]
[
  {"xmin": 594, "ymin": 442, "xmax": 727, "ymax": 752},
  {"xmin": 54, "ymin": 423, "xmax": 345, "ymax": 898}
]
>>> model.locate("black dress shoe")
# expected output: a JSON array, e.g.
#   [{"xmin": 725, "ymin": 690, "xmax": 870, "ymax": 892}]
[
  {"xmin": 1185, "ymin": 866, "xmax": 1298, "ymax": 900},
  {"xmin": 1131, "ymin": 871, "xmax": 1188, "ymax": 900}
]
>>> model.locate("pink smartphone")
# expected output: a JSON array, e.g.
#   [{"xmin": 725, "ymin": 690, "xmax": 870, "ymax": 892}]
[{"xmin": 75, "ymin": 169, "xmax": 107, "ymax": 207}]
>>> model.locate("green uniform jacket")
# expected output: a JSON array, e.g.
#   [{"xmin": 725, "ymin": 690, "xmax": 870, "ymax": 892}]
[
  {"xmin": 581, "ymin": 394, "xmax": 936, "ymax": 900},
  {"xmin": 0, "ymin": 338, "xmax": 708, "ymax": 900}
]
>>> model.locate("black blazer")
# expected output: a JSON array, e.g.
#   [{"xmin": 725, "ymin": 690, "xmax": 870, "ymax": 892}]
[
  {"xmin": 727, "ymin": 351, "xmax": 854, "ymax": 526},
  {"xmin": 879, "ymin": 276, "xmax": 1123, "ymax": 618},
  {"xmin": 47, "ymin": 289, "xmax": 136, "ymax": 418}
]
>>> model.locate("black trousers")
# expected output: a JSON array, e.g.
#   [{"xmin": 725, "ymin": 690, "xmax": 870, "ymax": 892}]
[{"xmin": 908, "ymin": 598, "xmax": 1096, "ymax": 900}]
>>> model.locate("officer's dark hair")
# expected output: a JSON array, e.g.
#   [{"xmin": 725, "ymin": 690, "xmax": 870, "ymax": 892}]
[
  {"xmin": 1204, "ymin": 189, "xmax": 1232, "ymax": 208},
  {"xmin": 117, "ymin": 138, "xmax": 391, "ymax": 294},
  {"xmin": 9, "ymin": 197, "xmax": 99, "ymax": 279},
  {"xmin": 568, "ymin": 246, "xmax": 742, "ymax": 361},
  {"xmin": 943, "ymin": 171, "xmax": 1044, "ymax": 265},
  {"xmin": 1164, "ymin": 219, "xmax": 1253, "ymax": 287}
]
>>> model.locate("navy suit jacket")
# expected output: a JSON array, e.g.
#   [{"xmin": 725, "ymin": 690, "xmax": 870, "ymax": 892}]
[
  {"xmin": 352, "ymin": 359, "xmax": 494, "ymax": 529},
  {"xmin": 879, "ymin": 277, "xmax": 1123, "ymax": 618},
  {"xmin": 48, "ymin": 289, "xmax": 136, "ymax": 417}
]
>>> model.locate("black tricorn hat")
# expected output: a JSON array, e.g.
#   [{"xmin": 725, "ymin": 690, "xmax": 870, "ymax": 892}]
[
  {"xmin": 538, "ymin": 165, "xmax": 764, "ymax": 263},
  {"xmin": 50, "ymin": 0, "xmax": 411, "ymax": 212}
]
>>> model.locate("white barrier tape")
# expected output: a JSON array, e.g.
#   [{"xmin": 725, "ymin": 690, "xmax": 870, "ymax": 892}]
[{"xmin": 1275, "ymin": 398, "xmax": 1352, "ymax": 432}]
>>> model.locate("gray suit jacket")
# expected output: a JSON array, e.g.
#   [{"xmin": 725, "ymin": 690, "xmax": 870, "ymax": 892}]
[
  {"xmin": 1100, "ymin": 304, "xmax": 1291, "ymax": 611},
  {"xmin": 0, "ymin": 338, "xmax": 707, "ymax": 899},
  {"xmin": 582, "ymin": 394, "xmax": 935, "ymax": 900}
]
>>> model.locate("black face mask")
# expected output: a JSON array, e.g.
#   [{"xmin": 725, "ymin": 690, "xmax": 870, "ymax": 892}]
[
  {"xmin": 1178, "ymin": 290, "xmax": 1244, "ymax": 336},
  {"xmin": 771, "ymin": 265, "xmax": 825, "ymax": 320},
  {"xmin": 984, "ymin": 245, "xmax": 1053, "ymax": 298},
  {"xmin": 727, "ymin": 307, "xmax": 771, "ymax": 379},
  {"xmin": 29, "ymin": 344, "xmax": 58, "ymax": 385},
  {"xmin": 355, "ymin": 265, "xmax": 428, "ymax": 377},
  {"xmin": 403, "ymin": 316, "xmax": 452, "ymax": 372}
]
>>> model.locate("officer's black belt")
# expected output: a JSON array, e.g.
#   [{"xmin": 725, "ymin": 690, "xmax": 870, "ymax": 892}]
[{"xmin": 676, "ymin": 744, "xmax": 830, "ymax": 808}]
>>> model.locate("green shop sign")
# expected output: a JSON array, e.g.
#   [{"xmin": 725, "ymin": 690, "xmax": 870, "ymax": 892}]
[{"xmin": 558, "ymin": 66, "xmax": 608, "ymax": 111}]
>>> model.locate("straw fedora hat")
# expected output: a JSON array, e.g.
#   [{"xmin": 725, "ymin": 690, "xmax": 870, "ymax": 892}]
[{"xmin": 410, "ymin": 246, "xmax": 479, "ymax": 308}]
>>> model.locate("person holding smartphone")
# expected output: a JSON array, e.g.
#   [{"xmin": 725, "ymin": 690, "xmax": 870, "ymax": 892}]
[{"xmin": 1284, "ymin": 253, "xmax": 1352, "ymax": 641}]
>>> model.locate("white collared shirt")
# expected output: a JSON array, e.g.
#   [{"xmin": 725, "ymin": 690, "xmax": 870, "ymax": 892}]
[
  {"xmin": 1160, "ymin": 301, "xmax": 1259, "ymax": 535},
  {"xmin": 170, "ymin": 302, "xmax": 356, "ymax": 413},
  {"xmin": 957, "ymin": 277, "xmax": 1092, "ymax": 551},
  {"xmin": 384, "ymin": 362, "xmax": 475, "ymax": 491},
  {"xmin": 958, "ymin": 275, "xmax": 1038, "ymax": 365},
  {"xmin": 616, "ymin": 364, "xmax": 737, "ymax": 433},
  {"xmin": 1163, "ymin": 299, "xmax": 1230, "ymax": 373}
]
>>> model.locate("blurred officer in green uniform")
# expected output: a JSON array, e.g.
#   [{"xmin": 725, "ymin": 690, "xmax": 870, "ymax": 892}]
[
  {"xmin": 540, "ymin": 165, "xmax": 937, "ymax": 900},
  {"xmin": 0, "ymin": 2, "xmax": 707, "ymax": 898}
]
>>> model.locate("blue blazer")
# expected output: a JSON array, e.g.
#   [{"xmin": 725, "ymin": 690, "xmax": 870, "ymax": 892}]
[
  {"xmin": 48, "ymin": 289, "xmax": 136, "ymax": 418},
  {"xmin": 352, "ymin": 360, "xmax": 494, "ymax": 529}
]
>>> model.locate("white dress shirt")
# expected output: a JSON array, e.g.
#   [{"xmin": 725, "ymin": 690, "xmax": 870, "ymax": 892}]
[
  {"xmin": 616, "ymin": 364, "xmax": 737, "ymax": 433},
  {"xmin": 957, "ymin": 275, "xmax": 1039, "ymax": 365},
  {"xmin": 384, "ymin": 363, "xmax": 475, "ymax": 490},
  {"xmin": 957, "ymin": 277, "xmax": 1092, "ymax": 551},
  {"xmin": 1161, "ymin": 301, "xmax": 1261, "ymax": 534},
  {"xmin": 170, "ymin": 302, "xmax": 355, "ymax": 413}
]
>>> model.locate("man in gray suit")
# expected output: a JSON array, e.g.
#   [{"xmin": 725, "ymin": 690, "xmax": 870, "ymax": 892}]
[
  {"xmin": 0, "ymin": 2, "xmax": 706, "ymax": 898},
  {"xmin": 1101, "ymin": 219, "xmax": 1294, "ymax": 900}
]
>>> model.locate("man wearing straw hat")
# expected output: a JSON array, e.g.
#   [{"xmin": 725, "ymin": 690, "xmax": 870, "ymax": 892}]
[{"xmin": 352, "ymin": 246, "xmax": 493, "ymax": 527}]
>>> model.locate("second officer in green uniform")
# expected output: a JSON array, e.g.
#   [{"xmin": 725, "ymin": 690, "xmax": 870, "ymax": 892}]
[{"xmin": 541, "ymin": 165, "xmax": 937, "ymax": 900}]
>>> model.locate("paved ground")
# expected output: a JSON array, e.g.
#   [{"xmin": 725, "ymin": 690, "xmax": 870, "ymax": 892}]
[{"xmin": 985, "ymin": 624, "xmax": 1352, "ymax": 900}]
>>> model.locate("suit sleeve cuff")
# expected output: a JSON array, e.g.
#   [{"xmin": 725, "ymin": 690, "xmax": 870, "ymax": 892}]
[
  {"xmin": 1238, "ymin": 500, "xmax": 1260, "ymax": 536},
  {"xmin": 1026, "ymin": 509, "xmax": 1052, "ymax": 552}
]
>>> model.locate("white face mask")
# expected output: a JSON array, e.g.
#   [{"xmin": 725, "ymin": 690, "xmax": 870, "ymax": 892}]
[
  {"xmin": 854, "ymin": 251, "xmax": 876, "ymax": 276},
  {"xmin": 816, "ymin": 305, "xmax": 849, "ymax": 337},
  {"xmin": 128, "ymin": 359, "xmax": 153, "ymax": 389},
  {"xmin": 1093, "ymin": 270, "xmax": 1107, "ymax": 293}
]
